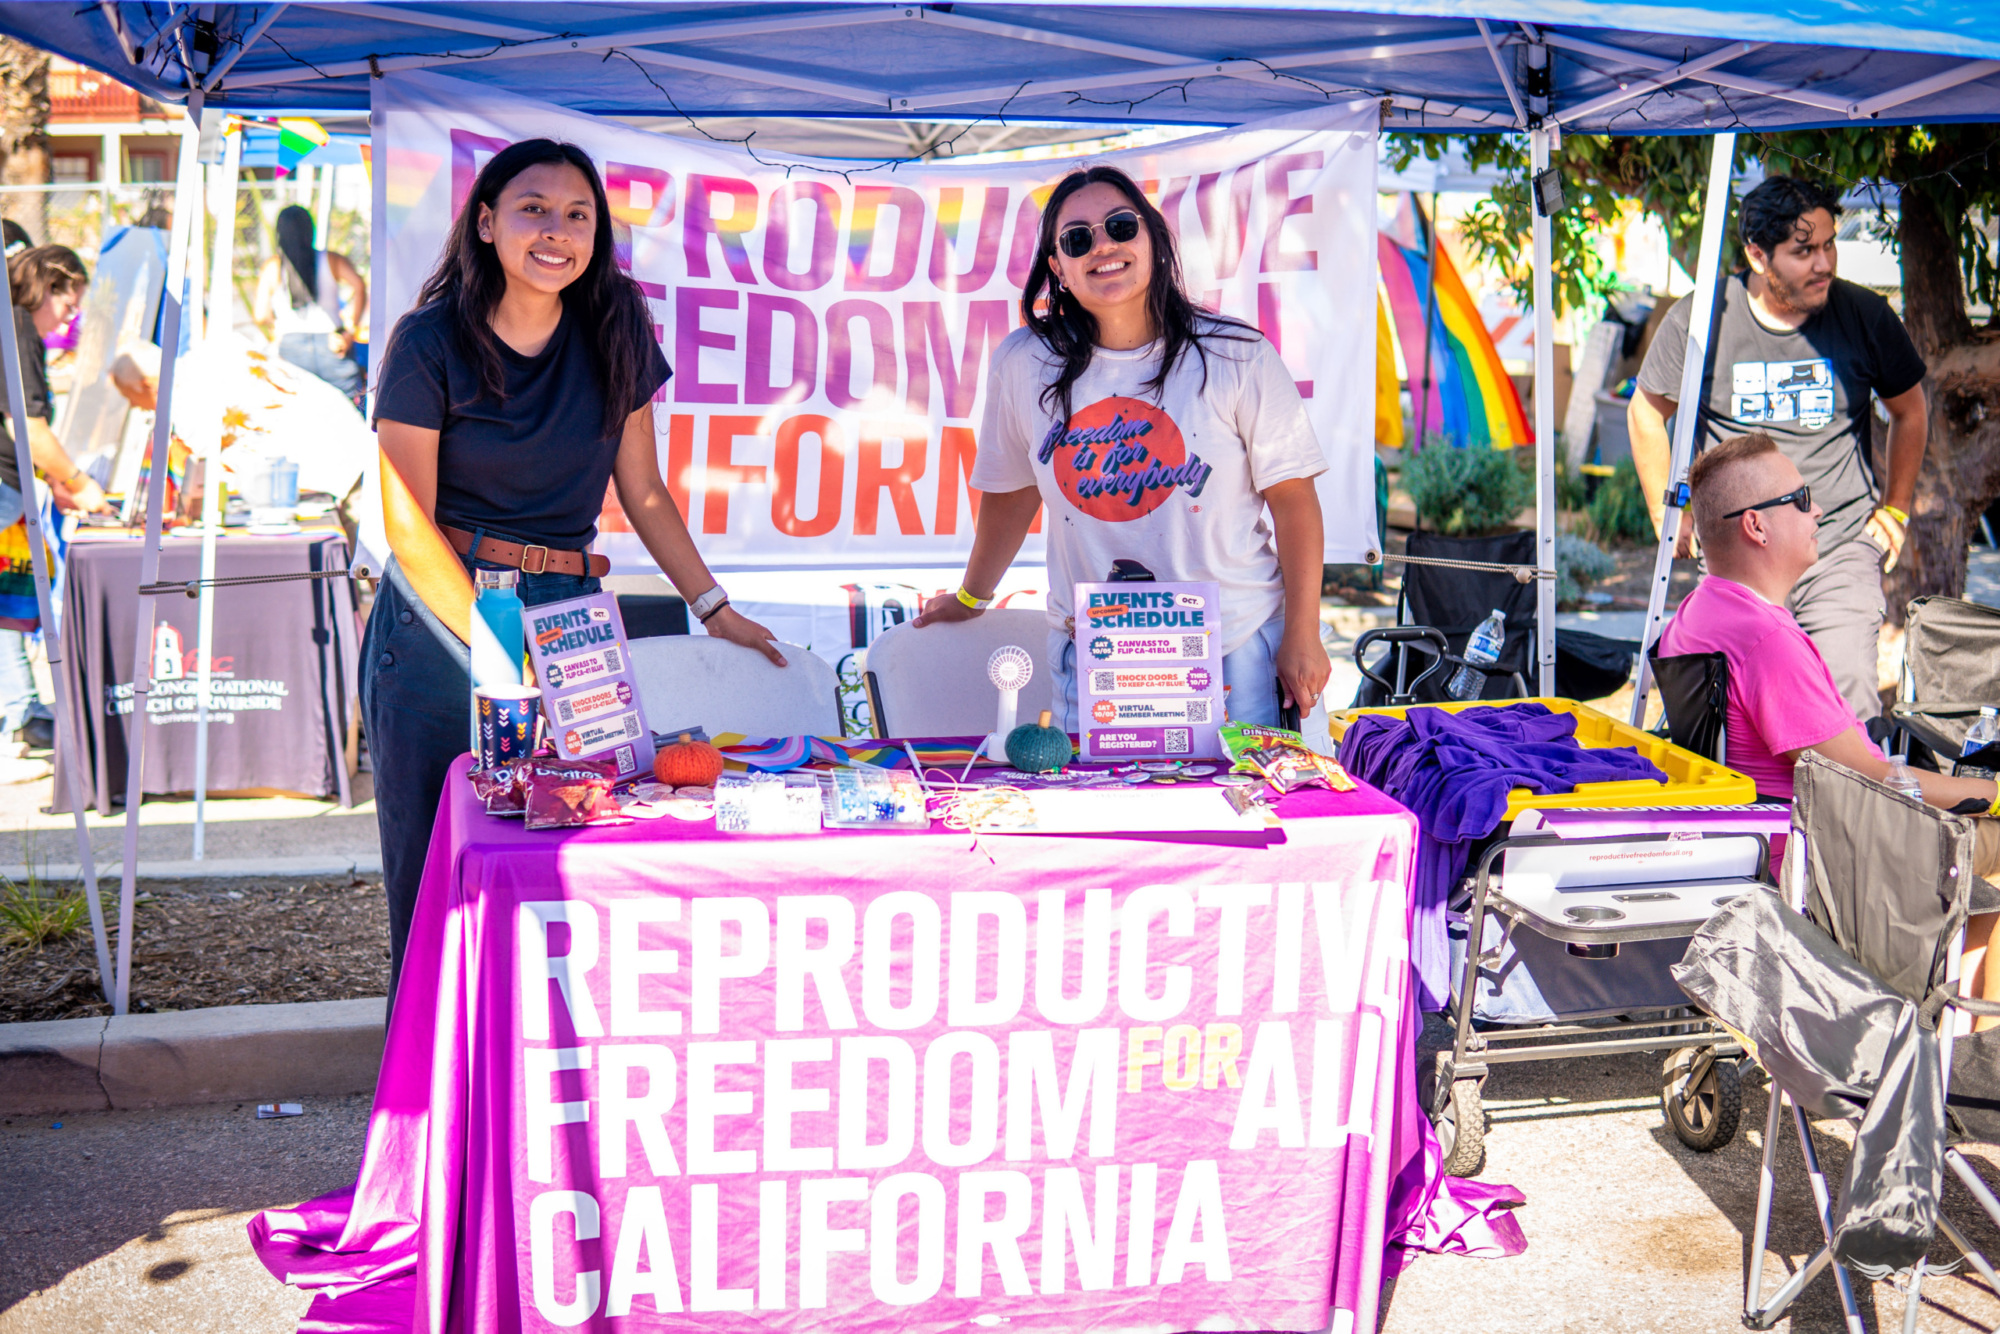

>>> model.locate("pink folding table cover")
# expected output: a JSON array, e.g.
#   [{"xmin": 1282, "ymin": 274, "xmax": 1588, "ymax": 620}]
[{"xmin": 252, "ymin": 758, "xmax": 1522, "ymax": 1332}]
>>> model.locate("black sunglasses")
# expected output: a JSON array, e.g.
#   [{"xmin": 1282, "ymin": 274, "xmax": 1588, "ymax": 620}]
[
  {"xmin": 1057, "ymin": 210, "xmax": 1142, "ymax": 258},
  {"xmin": 1722, "ymin": 485, "xmax": 1811, "ymax": 520}
]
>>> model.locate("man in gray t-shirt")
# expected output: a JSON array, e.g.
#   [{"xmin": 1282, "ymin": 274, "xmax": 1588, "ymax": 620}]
[{"xmin": 1631, "ymin": 176, "xmax": 1930, "ymax": 721}]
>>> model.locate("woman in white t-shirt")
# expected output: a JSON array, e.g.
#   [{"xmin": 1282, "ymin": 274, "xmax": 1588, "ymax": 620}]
[{"xmin": 914, "ymin": 165, "xmax": 1331, "ymax": 728}]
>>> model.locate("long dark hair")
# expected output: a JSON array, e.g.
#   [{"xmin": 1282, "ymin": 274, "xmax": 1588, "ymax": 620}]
[
  {"xmin": 275, "ymin": 204, "xmax": 317, "ymax": 305},
  {"xmin": 1022, "ymin": 165, "xmax": 1255, "ymax": 425},
  {"xmin": 408, "ymin": 139, "xmax": 651, "ymax": 435},
  {"xmin": 8, "ymin": 244, "xmax": 86, "ymax": 313}
]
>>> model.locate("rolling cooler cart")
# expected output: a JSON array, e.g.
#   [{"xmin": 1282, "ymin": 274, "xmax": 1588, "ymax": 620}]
[{"xmin": 1435, "ymin": 821, "xmax": 1774, "ymax": 1176}]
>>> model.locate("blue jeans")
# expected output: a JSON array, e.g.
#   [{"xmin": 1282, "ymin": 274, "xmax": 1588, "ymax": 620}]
[
  {"xmin": 0, "ymin": 483, "xmax": 48, "ymax": 735},
  {"xmin": 278, "ymin": 333, "xmax": 366, "ymax": 402},
  {"xmin": 360, "ymin": 550, "xmax": 598, "ymax": 998},
  {"xmin": 1046, "ymin": 613, "xmax": 1286, "ymax": 732}
]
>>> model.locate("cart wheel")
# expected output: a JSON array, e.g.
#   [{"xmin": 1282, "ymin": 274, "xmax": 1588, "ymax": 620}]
[
  {"xmin": 1434, "ymin": 1077, "xmax": 1486, "ymax": 1177},
  {"xmin": 1662, "ymin": 1046, "xmax": 1741, "ymax": 1152}
]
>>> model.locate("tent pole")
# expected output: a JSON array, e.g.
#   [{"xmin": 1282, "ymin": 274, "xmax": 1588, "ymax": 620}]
[
  {"xmin": 0, "ymin": 249, "xmax": 110, "ymax": 1002},
  {"xmin": 111, "ymin": 93, "xmax": 206, "ymax": 1014},
  {"xmin": 192, "ymin": 119, "xmax": 241, "ymax": 861},
  {"xmin": 1415, "ymin": 190, "xmax": 1440, "ymax": 448},
  {"xmin": 1530, "ymin": 126, "xmax": 1556, "ymax": 697},
  {"xmin": 1629, "ymin": 132, "xmax": 1736, "ymax": 726}
]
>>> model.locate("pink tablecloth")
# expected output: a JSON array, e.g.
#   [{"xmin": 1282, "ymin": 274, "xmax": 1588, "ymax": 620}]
[{"xmin": 252, "ymin": 759, "xmax": 1522, "ymax": 1332}]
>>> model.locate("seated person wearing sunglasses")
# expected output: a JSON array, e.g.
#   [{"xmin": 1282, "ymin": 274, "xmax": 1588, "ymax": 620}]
[
  {"xmin": 1665, "ymin": 432, "xmax": 2000, "ymax": 1025},
  {"xmin": 914, "ymin": 165, "xmax": 1331, "ymax": 727}
]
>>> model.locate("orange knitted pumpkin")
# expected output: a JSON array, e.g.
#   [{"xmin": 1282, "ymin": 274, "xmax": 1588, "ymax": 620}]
[{"xmin": 655, "ymin": 732, "xmax": 725, "ymax": 788}]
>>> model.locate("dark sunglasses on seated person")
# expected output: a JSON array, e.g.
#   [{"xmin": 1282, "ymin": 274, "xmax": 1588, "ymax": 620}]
[
  {"xmin": 1722, "ymin": 485, "xmax": 1811, "ymax": 520},
  {"xmin": 1057, "ymin": 210, "xmax": 1142, "ymax": 258}
]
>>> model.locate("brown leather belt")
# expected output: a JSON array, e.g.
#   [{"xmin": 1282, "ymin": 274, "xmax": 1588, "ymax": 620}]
[{"xmin": 440, "ymin": 524, "xmax": 609, "ymax": 578}]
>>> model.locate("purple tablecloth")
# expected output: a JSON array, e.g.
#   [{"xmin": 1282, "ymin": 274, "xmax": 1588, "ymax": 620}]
[
  {"xmin": 251, "ymin": 758, "xmax": 1522, "ymax": 1332},
  {"xmin": 54, "ymin": 528, "xmax": 359, "ymax": 813}
]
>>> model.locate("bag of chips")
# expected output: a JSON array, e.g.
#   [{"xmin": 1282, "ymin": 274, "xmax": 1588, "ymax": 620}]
[
  {"xmin": 523, "ymin": 756, "xmax": 629, "ymax": 830},
  {"xmin": 469, "ymin": 762, "xmax": 529, "ymax": 816},
  {"xmin": 1218, "ymin": 721, "xmax": 1355, "ymax": 794}
]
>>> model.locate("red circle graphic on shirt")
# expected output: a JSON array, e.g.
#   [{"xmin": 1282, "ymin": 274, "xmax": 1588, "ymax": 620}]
[{"xmin": 1050, "ymin": 396, "xmax": 1188, "ymax": 523}]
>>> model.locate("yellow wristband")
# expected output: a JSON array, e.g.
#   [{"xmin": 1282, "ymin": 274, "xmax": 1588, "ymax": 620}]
[
  {"xmin": 1880, "ymin": 504, "xmax": 1909, "ymax": 526},
  {"xmin": 956, "ymin": 586, "xmax": 993, "ymax": 611},
  {"xmin": 1988, "ymin": 787, "xmax": 2000, "ymax": 819}
]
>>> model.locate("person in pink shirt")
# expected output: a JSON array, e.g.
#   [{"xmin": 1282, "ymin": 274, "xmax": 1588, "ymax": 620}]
[{"xmin": 1663, "ymin": 431, "xmax": 2000, "ymax": 1022}]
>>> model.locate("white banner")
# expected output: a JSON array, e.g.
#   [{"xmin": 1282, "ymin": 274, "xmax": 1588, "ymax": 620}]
[{"xmin": 371, "ymin": 72, "xmax": 1378, "ymax": 573}]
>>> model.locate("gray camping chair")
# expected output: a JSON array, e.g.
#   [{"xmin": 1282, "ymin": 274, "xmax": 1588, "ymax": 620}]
[
  {"xmin": 1892, "ymin": 595, "xmax": 2000, "ymax": 772},
  {"xmin": 1674, "ymin": 751, "xmax": 2000, "ymax": 1332}
]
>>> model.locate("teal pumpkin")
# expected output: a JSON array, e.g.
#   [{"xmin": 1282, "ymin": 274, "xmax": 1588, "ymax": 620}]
[{"xmin": 1006, "ymin": 709, "xmax": 1073, "ymax": 773}]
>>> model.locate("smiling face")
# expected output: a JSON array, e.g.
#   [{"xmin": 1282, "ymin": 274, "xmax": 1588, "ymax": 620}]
[
  {"xmin": 476, "ymin": 161, "xmax": 597, "ymax": 298},
  {"xmin": 33, "ymin": 281, "xmax": 82, "ymax": 338},
  {"xmin": 1048, "ymin": 181, "xmax": 1153, "ymax": 320},
  {"xmin": 1747, "ymin": 206, "xmax": 1837, "ymax": 316}
]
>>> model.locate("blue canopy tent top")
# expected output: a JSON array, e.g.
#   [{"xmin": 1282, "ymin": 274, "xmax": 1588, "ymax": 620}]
[{"xmin": 3, "ymin": 0, "xmax": 1997, "ymax": 1020}]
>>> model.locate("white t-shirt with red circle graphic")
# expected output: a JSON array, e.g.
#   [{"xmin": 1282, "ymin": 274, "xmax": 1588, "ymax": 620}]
[{"xmin": 969, "ymin": 322, "xmax": 1326, "ymax": 655}]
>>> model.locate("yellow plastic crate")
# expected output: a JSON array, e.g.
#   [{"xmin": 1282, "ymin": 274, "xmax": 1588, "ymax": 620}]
[{"xmin": 1327, "ymin": 697, "xmax": 1757, "ymax": 819}]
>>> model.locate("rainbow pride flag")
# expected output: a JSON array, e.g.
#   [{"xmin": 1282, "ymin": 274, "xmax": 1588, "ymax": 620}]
[
  {"xmin": 1377, "ymin": 194, "xmax": 1531, "ymax": 451},
  {"xmin": 273, "ymin": 116, "xmax": 329, "ymax": 177}
]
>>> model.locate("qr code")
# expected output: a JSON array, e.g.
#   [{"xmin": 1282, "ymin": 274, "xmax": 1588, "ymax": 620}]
[
  {"xmin": 1089, "ymin": 669, "xmax": 1116, "ymax": 693},
  {"xmin": 1165, "ymin": 728, "xmax": 1191, "ymax": 754},
  {"xmin": 554, "ymin": 696, "xmax": 575, "ymax": 724},
  {"xmin": 615, "ymin": 743, "xmax": 636, "ymax": 775},
  {"xmin": 1178, "ymin": 634, "xmax": 1205, "ymax": 658},
  {"xmin": 604, "ymin": 646, "xmax": 624, "ymax": 673},
  {"xmin": 623, "ymin": 712, "xmax": 642, "ymax": 739},
  {"xmin": 1185, "ymin": 699, "xmax": 1212, "ymax": 724}
]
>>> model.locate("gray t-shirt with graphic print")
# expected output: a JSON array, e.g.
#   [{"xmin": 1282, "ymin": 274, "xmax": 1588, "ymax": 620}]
[{"xmin": 1637, "ymin": 273, "xmax": 1926, "ymax": 555}]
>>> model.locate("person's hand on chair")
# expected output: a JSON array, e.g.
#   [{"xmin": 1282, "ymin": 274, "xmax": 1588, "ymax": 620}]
[
  {"xmin": 705, "ymin": 604, "xmax": 786, "ymax": 667},
  {"xmin": 913, "ymin": 590, "xmax": 982, "ymax": 629}
]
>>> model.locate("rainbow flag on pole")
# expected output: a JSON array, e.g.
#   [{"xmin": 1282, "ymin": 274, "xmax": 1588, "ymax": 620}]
[
  {"xmin": 273, "ymin": 116, "xmax": 328, "ymax": 177},
  {"xmin": 1377, "ymin": 194, "xmax": 1531, "ymax": 451}
]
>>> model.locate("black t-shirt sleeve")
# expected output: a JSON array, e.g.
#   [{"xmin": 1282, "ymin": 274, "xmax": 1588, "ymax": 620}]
[
  {"xmin": 632, "ymin": 337, "xmax": 671, "ymax": 417},
  {"xmin": 1860, "ymin": 291, "xmax": 1928, "ymax": 400},
  {"xmin": 1635, "ymin": 294, "xmax": 1692, "ymax": 401},
  {"xmin": 372, "ymin": 309, "xmax": 449, "ymax": 430},
  {"xmin": 14, "ymin": 308, "xmax": 47, "ymax": 422}
]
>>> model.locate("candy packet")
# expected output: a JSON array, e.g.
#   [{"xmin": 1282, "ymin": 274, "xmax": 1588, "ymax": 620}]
[
  {"xmin": 524, "ymin": 756, "xmax": 630, "ymax": 830},
  {"xmin": 1218, "ymin": 721, "xmax": 1356, "ymax": 794}
]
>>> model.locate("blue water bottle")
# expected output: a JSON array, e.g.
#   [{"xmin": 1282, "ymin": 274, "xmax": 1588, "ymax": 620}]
[{"xmin": 470, "ymin": 569, "xmax": 525, "ymax": 753}]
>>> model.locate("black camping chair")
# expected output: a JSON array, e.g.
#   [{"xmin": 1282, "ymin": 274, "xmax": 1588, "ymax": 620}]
[
  {"xmin": 1648, "ymin": 646, "xmax": 1729, "ymax": 765},
  {"xmin": 1890, "ymin": 595, "xmax": 2000, "ymax": 774},
  {"xmin": 1674, "ymin": 751, "xmax": 2000, "ymax": 1331},
  {"xmin": 1355, "ymin": 531, "xmax": 1638, "ymax": 706}
]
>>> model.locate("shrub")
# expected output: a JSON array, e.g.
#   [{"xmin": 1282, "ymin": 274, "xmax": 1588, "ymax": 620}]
[
  {"xmin": 1587, "ymin": 456, "xmax": 1656, "ymax": 545},
  {"xmin": 1555, "ymin": 532, "xmax": 1618, "ymax": 607},
  {"xmin": 0, "ymin": 869, "xmax": 92, "ymax": 950},
  {"xmin": 1402, "ymin": 443, "xmax": 1534, "ymax": 537}
]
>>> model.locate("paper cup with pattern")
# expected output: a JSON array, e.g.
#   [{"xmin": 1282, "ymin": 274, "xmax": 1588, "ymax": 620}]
[{"xmin": 475, "ymin": 684, "xmax": 542, "ymax": 770}]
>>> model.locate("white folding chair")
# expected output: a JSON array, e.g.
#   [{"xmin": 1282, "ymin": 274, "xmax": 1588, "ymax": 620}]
[
  {"xmin": 627, "ymin": 637, "xmax": 840, "ymax": 737},
  {"xmin": 863, "ymin": 610, "xmax": 1052, "ymax": 739}
]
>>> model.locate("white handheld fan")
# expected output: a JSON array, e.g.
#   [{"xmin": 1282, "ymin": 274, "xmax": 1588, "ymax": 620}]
[{"xmin": 977, "ymin": 645, "xmax": 1035, "ymax": 767}]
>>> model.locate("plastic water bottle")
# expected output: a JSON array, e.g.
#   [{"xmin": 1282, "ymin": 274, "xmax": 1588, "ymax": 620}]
[
  {"xmin": 1963, "ymin": 706, "xmax": 2000, "ymax": 758},
  {"xmin": 1885, "ymin": 755, "xmax": 1924, "ymax": 800},
  {"xmin": 1447, "ymin": 610, "xmax": 1507, "ymax": 701}
]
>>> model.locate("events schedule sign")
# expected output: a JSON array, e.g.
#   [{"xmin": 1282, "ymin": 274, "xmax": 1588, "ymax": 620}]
[
  {"xmin": 1075, "ymin": 580, "xmax": 1225, "ymax": 762},
  {"xmin": 526, "ymin": 592, "xmax": 655, "ymax": 780}
]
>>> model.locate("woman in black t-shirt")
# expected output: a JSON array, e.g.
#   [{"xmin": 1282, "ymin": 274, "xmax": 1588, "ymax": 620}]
[{"xmin": 366, "ymin": 140, "xmax": 781, "ymax": 992}]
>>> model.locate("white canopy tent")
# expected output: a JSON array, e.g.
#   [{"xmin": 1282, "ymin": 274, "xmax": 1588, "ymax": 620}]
[{"xmin": 5, "ymin": 1, "xmax": 1999, "ymax": 1011}]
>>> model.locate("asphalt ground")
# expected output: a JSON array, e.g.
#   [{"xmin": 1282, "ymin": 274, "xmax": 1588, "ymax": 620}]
[{"xmin": 7, "ymin": 1054, "xmax": 2000, "ymax": 1332}]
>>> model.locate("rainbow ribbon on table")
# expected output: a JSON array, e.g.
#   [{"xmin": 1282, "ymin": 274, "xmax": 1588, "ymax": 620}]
[
  {"xmin": 1377, "ymin": 193, "xmax": 1531, "ymax": 452},
  {"xmin": 713, "ymin": 734, "xmax": 999, "ymax": 773}
]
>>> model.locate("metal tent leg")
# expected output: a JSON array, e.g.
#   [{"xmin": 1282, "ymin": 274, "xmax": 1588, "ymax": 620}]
[
  {"xmin": 1901, "ymin": 1259, "xmax": 1926, "ymax": 1334},
  {"xmin": 110, "ymin": 94, "xmax": 206, "ymax": 1013},
  {"xmin": 1629, "ymin": 132, "xmax": 1737, "ymax": 725},
  {"xmin": 1529, "ymin": 124, "xmax": 1556, "ymax": 697}
]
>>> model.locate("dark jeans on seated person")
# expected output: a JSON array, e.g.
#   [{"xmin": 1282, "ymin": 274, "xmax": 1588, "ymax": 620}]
[{"xmin": 360, "ymin": 550, "xmax": 599, "ymax": 1008}]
